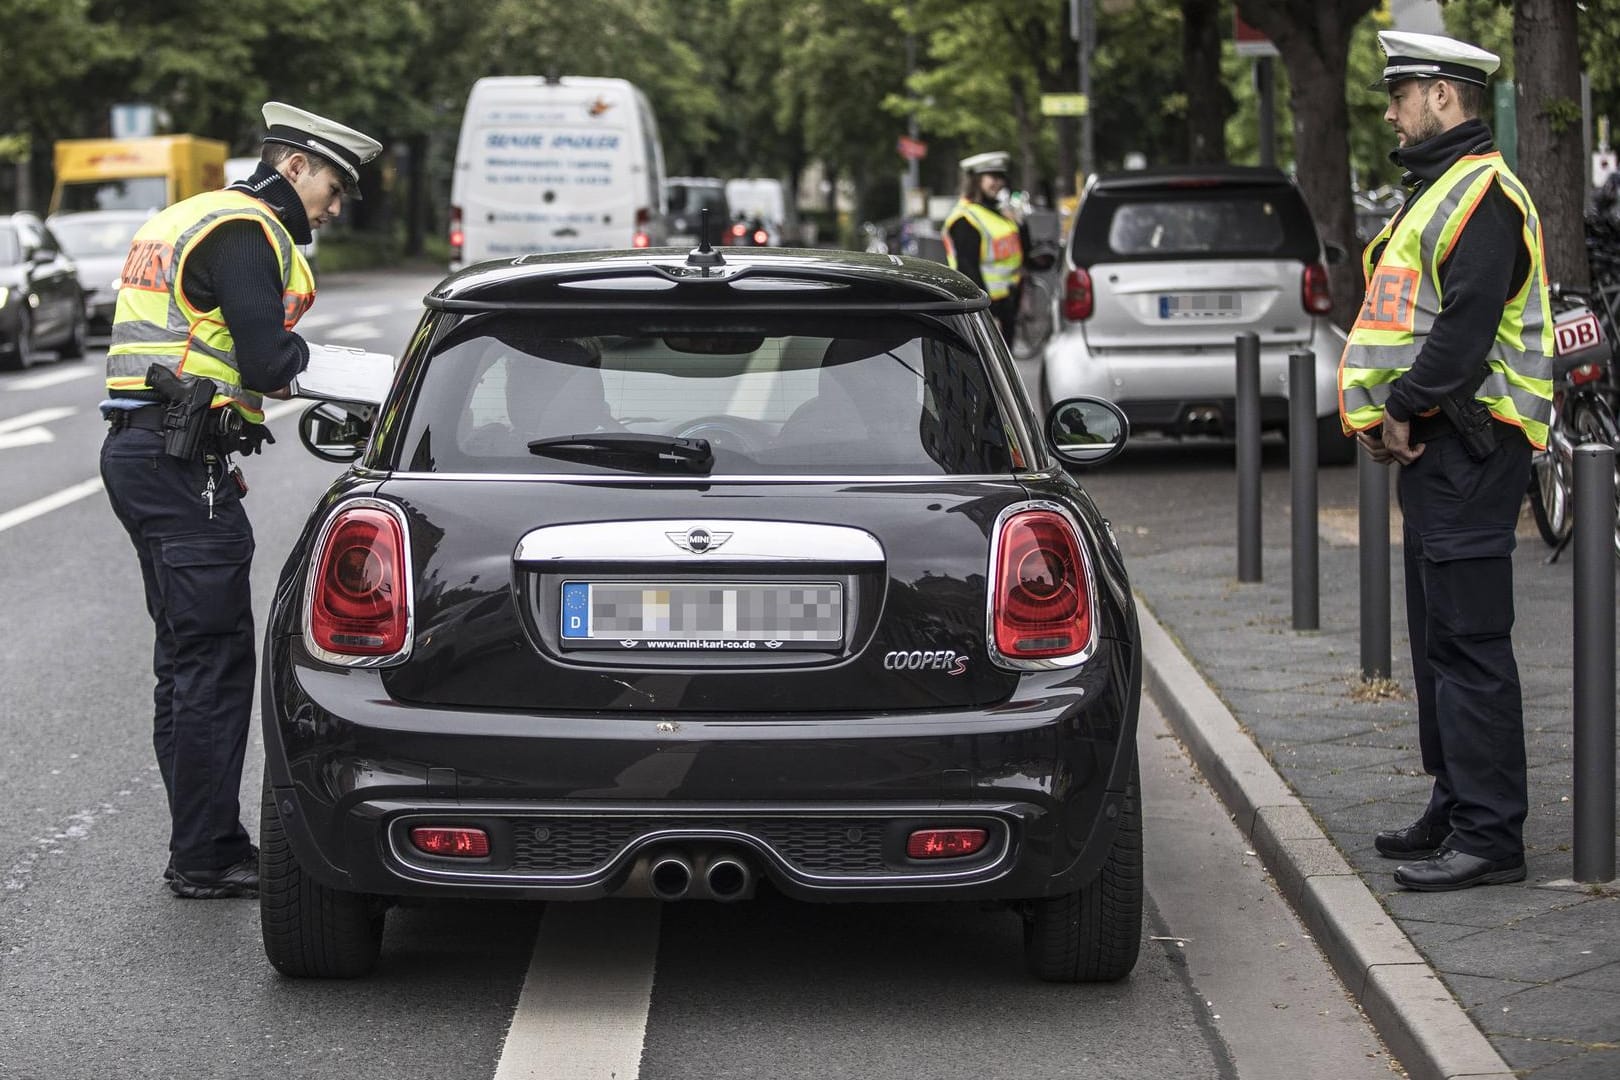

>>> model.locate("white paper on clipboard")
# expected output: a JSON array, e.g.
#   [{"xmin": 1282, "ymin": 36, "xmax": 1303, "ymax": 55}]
[{"xmin": 290, "ymin": 343, "xmax": 398, "ymax": 405}]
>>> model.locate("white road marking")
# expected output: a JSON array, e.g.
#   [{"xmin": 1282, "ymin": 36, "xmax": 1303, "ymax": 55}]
[
  {"xmin": 0, "ymin": 477, "xmax": 104, "ymax": 535},
  {"xmin": 350, "ymin": 304, "xmax": 392, "ymax": 319},
  {"xmin": 325, "ymin": 322, "xmax": 380, "ymax": 341},
  {"xmin": 0, "ymin": 427, "xmax": 54, "ymax": 450},
  {"xmin": 0, "ymin": 406, "xmax": 77, "ymax": 434},
  {"xmin": 3, "ymin": 367, "xmax": 98, "ymax": 391},
  {"xmin": 493, "ymin": 901, "xmax": 660, "ymax": 1080},
  {"xmin": 297, "ymin": 312, "xmax": 341, "ymax": 330}
]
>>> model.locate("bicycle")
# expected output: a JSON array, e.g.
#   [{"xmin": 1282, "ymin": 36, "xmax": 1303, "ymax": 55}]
[
  {"xmin": 1012, "ymin": 272, "xmax": 1055, "ymax": 361},
  {"xmin": 1527, "ymin": 285, "xmax": 1620, "ymax": 560}
]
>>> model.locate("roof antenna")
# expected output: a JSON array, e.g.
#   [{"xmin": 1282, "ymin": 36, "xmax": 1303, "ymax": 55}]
[{"xmin": 686, "ymin": 206, "xmax": 725, "ymax": 274}]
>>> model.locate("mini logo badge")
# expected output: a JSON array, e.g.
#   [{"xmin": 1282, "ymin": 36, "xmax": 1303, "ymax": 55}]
[{"xmin": 667, "ymin": 527, "xmax": 732, "ymax": 554}]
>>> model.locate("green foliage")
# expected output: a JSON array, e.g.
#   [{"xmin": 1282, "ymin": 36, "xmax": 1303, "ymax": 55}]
[{"xmin": 1542, "ymin": 96, "xmax": 1583, "ymax": 136}]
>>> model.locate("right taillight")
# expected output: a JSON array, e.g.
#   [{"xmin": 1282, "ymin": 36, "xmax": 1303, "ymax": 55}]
[
  {"xmin": 1302, "ymin": 261, "xmax": 1333, "ymax": 314},
  {"xmin": 307, "ymin": 503, "xmax": 410, "ymax": 663},
  {"xmin": 991, "ymin": 508, "xmax": 1093, "ymax": 664},
  {"xmin": 448, "ymin": 205, "xmax": 464, "ymax": 262},
  {"xmin": 1062, "ymin": 267, "xmax": 1094, "ymax": 321}
]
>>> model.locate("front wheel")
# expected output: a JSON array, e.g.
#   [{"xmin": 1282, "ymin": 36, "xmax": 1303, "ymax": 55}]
[
  {"xmin": 1566, "ymin": 395, "xmax": 1620, "ymax": 558},
  {"xmin": 1012, "ymin": 277, "xmax": 1055, "ymax": 361},
  {"xmin": 1529, "ymin": 445, "xmax": 1573, "ymax": 547},
  {"xmin": 0, "ymin": 309, "xmax": 37, "ymax": 371},
  {"xmin": 1022, "ymin": 759, "xmax": 1143, "ymax": 982},
  {"xmin": 260, "ymin": 778, "xmax": 387, "ymax": 978}
]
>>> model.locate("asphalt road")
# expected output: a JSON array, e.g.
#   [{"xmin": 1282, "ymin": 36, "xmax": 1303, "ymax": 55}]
[{"xmin": 1, "ymin": 268, "xmax": 1396, "ymax": 1079}]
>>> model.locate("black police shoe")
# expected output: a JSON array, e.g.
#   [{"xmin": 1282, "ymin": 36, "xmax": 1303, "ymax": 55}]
[
  {"xmin": 1393, "ymin": 848, "xmax": 1526, "ymax": 892},
  {"xmin": 1373, "ymin": 818, "xmax": 1449, "ymax": 859},
  {"xmin": 169, "ymin": 846, "xmax": 260, "ymax": 899}
]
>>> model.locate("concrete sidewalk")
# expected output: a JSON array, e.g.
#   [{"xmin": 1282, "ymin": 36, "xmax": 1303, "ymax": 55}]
[{"xmin": 1134, "ymin": 519, "xmax": 1620, "ymax": 1080}]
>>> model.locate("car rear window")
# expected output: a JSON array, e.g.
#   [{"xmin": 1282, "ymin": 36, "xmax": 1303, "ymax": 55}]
[
  {"xmin": 1071, "ymin": 184, "xmax": 1320, "ymax": 266},
  {"xmin": 394, "ymin": 312, "xmax": 1016, "ymax": 476}
]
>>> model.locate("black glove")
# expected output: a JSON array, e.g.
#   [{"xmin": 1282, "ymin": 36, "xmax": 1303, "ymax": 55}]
[{"xmin": 238, "ymin": 424, "xmax": 276, "ymax": 456}]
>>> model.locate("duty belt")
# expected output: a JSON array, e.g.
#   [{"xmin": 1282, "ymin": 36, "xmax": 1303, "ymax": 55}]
[
  {"xmin": 106, "ymin": 407, "xmax": 166, "ymax": 432},
  {"xmin": 1407, "ymin": 411, "xmax": 1520, "ymax": 446}
]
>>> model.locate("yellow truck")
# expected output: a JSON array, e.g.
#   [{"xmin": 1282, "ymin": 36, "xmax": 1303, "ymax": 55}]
[{"xmin": 50, "ymin": 135, "xmax": 227, "ymax": 215}]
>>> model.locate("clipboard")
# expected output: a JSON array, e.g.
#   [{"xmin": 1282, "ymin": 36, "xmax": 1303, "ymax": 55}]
[{"xmin": 289, "ymin": 343, "xmax": 398, "ymax": 405}]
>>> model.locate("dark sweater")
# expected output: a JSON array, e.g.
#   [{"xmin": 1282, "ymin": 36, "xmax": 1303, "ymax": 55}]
[{"xmin": 1378, "ymin": 118, "xmax": 1531, "ymax": 423}]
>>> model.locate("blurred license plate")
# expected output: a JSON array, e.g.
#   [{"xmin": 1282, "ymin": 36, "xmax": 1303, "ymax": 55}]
[
  {"xmin": 560, "ymin": 581, "xmax": 843, "ymax": 650},
  {"xmin": 1159, "ymin": 293, "xmax": 1240, "ymax": 318}
]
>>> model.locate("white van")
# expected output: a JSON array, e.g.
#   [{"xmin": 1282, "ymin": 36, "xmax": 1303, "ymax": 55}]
[
  {"xmin": 449, "ymin": 76, "xmax": 667, "ymax": 270},
  {"xmin": 224, "ymin": 157, "xmax": 319, "ymax": 272}
]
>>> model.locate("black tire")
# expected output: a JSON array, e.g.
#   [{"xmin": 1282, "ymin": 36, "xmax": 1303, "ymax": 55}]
[
  {"xmin": 1566, "ymin": 395, "xmax": 1620, "ymax": 558},
  {"xmin": 1023, "ymin": 759, "xmax": 1143, "ymax": 982},
  {"xmin": 1013, "ymin": 277, "xmax": 1055, "ymax": 361},
  {"xmin": 1528, "ymin": 445, "xmax": 1573, "ymax": 546},
  {"xmin": 0, "ymin": 309, "xmax": 37, "ymax": 371},
  {"xmin": 1315, "ymin": 414, "xmax": 1357, "ymax": 466},
  {"xmin": 260, "ymin": 778, "xmax": 386, "ymax": 978},
  {"xmin": 58, "ymin": 303, "xmax": 87, "ymax": 361}
]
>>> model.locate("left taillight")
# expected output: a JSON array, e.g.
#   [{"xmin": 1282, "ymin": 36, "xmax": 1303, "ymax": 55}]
[
  {"xmin": 990, "ymin": 507, "xmax": 1094, "ymax": 665},
  {"xmin": 306, "ymin": 502, "xmax": 410, "ymax": 664},
  {"xmin": 1302, "ymin": 261, "xmax": 1333, "ymax": 314}
]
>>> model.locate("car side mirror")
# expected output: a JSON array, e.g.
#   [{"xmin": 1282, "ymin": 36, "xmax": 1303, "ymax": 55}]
[
  {"xmin": 1046, "ymin": 396, "xmax": 1129, "ymax": 468},
  {"xmin": 1323, "ymin": 241, "xmax": 1350, "ymax": 266},
  {"xmin": 298, "ymin": 402, "xmax": 372, "ymax": 463}
]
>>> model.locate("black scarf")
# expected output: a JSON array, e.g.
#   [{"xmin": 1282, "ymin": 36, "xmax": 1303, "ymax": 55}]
[
  {"xmin": 225, "ymin": 161, "xmax": 315, "ymax": 245},
  {"xmin": 1390, "ymin": 117, "xmax": 1495, "ymax": 188}
]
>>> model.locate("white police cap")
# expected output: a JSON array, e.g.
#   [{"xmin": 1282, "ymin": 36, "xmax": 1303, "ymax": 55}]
[
  {"xmin": 1372, "ymin": 30, "xmax": 1499, "ymax": 90},
  {"xmin": 261, "ymin": 102, "xmax": 382, "ymax": 190},
  {"xmin": 959, "ymin": 150, "xmax": 1012, "ymax": 175}
]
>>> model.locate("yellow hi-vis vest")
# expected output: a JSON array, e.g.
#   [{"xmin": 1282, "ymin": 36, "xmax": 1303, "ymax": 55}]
[
  {"xmin": 107, "ymin": 189, "xmax": 315, "ymax": 424},
  {"xmin": 943, "ymin": 199, "xmax": 1023, "ymax": 301},
  {"xmin": 1339, "ymin": 152, "xmax": 1553, "ymax": 449}
]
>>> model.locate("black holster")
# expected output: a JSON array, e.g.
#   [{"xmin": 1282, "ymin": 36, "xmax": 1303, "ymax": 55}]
[
  {"xmin": 1438, "ymin": 363, "xmax": 1499, "ymax": 462},
  {"xmin": 145, "ymin": 364, "xmax": 216, "ymax": 461}
]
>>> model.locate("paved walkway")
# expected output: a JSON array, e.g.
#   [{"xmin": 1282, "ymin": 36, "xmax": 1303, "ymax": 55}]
[{"xmin": 1133, "ymin": 495, "xmax": 1620, "ymax": 1080}]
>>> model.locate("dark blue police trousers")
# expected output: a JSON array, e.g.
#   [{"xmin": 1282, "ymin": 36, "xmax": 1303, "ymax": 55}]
[
  {"xmin": 1397, "ymin": 428, "xmax": 1532, "ymax": 862},
  {"xmin": 100, "ymin": 426, "xmax": 255, "ymax": 873}
]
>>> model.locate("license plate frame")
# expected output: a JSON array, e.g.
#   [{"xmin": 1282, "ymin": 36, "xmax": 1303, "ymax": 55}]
[{"xmin": 559, "ymin": 580, "xmax": 844, "ymax": 651}]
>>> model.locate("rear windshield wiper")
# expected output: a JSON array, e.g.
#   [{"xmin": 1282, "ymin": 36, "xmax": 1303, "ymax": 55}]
[{"xmin": 527, "ymin": 433, "xmax": 714, "ymax": 473}]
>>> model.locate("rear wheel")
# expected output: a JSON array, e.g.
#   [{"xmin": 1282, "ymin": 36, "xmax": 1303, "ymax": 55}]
[
  {"xmin": 1022, "ymin": 759, "xmax": 1143, "ymax": 982},
  {"xmin": 58, "ymin": 304, "xmax": 87, "ymax": 361},
  {"xmin": 1566, "ymin": 395, "xmax": 1620, "ymax": 558},
  {"xmin": 260, "ymin": 778, "xmax": 387, "ymax": 978},
  {"xmin": 1529, "ymin": 442, "xmax": 1573, "ymax": 547},
  {"xmin": 1013, "ymin": 276, "xmax": 1055, "ymax": 361}
]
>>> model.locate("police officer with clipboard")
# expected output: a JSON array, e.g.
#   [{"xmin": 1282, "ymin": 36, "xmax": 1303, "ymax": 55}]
[
  {"xmin": 1340, "ymin": 32, "xmax": 1554, "ymax": 892},
  {"xmin": 99, "ymin": 103, "xmax": 380, "ymax": 899}
]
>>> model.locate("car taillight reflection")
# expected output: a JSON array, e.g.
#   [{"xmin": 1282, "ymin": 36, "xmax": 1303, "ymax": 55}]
[
  {"xmin": 309, "ymin": 505, "xmax": 409, "ymax": 660},
  {"xmin": 1063, "ymin": 267, "xmax": 1094, "ymax": 321},
  {"xmin": 448, "ymin": 205, "xmax": 464, "ymax": 263},
  {"xmin": 1302, "ymin": 262, "xmax": 1333, "ymax": 314},
  {"xmin": 992, "ymin": 509, "xmax": 1092, "ymax": 661}
]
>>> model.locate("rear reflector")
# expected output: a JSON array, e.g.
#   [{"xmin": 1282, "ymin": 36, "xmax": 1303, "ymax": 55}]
[
  {"xmin": 410, "ymin": 826, "xmax": 490, "ymax": 858},
  {"xmin": 907, "ymin": 828, "xmax": 989, "ymax": 859}
]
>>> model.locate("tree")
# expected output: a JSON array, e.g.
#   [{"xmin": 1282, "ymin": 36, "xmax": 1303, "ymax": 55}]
[
  {"xmin": 1512, "ymin": 0, "xmax": 1587, "ymax": 289},
  {"xmin": 1182, "ymin": 0, "xmax": 1228, "ymax": 163},
  {"xmin": 1235, "ymin": 0, "xmax": 1381, "ymax": 329}
]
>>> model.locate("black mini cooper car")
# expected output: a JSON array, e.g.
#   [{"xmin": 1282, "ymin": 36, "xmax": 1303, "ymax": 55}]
[{"xmin": 263, "ymin": 245, "xmax": 1142, "ymax": 982}]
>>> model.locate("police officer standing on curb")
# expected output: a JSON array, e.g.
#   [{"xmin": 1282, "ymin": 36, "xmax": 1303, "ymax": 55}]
[
  {"xmin": 100, "ymin": 103, "xmax": 381, "ymax": 899},
  {"xmin": 944, "ymin": 151, "xmax": 1029, "ymax": 346},
  {"xmin": 1341, "ymin": 32, "xmax": 1554, "ymax": 892}
]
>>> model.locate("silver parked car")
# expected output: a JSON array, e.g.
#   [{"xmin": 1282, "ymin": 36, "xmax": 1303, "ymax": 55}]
[
  {"xmin": 1039, "ymin": 166, "xmax": 1356, "ymax": 464},
  {"xmin": 46, "ymin": 209, "xmax": 152, "ymax": 337}
]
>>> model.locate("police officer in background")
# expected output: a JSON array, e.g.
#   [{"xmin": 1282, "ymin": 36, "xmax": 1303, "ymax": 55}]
[
  {"xmin": 1340, "ymin": 32, "xmax": 1553, "ymax": 892},
  {"xmin": 944, "ymin": 151, "xmax": 1029, "ymax": 345},
  {"xmin": 100, "ymin": 103, "xmax": 381, "ymax": 899}
]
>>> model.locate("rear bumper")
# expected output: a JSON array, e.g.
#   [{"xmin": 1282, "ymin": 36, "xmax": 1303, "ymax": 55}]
[
  {"xmin": 1041, "ymin": 318, "xmax": 1346, "ymax": 431},
  {"xmin": 262, "ymin": 633, "xmax": 1140, "ymax": 903}
]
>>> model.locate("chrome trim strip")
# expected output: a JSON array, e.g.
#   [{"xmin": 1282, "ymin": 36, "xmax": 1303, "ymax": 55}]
[
  {"xmin": 300, "ymin": 496, "xmax": 416, "ymax": 668},
  {"xmin": 383, "ymin": 805, "xmax": 1015, "ymax": 889},
  {"xmin": 381, "ymin": 471, "xmax": 1020, "ymax": 484},
  {"xmin": 984, "ymin": 499, "xmax": 1102, "ymax": 671},
  {"xmin": 515, "ymin": 519, "xmax": 885, "ymax": 563}
]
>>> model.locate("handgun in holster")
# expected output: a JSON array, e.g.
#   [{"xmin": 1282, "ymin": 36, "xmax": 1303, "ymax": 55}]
[
  {"xmin": 1437, "ymin": 362, "xmax": 1498, "ymax": 462},
  {"xmin": 145, "ymin": 363, "xmax": 216, "ymax": 461}
]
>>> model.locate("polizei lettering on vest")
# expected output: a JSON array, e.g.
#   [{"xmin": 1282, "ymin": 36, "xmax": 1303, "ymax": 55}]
[{"xmin": 882, "ymin": 650, "xmax": 969, "ymax": 675}]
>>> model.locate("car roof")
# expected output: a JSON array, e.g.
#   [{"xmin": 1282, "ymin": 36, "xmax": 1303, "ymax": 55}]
[
  {"xmin": 426, "ymin": 248, "xmax": 989, "ymax": 314},
  {"xmin": 1088, "ymin": 165, "xmax": 1294, "ymax": 193}
]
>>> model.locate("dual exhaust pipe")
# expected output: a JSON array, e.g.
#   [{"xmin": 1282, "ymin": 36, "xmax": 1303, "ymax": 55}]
[{"xmin": 647, "ymin": 850, "xmax": 753, "ymax": 902}]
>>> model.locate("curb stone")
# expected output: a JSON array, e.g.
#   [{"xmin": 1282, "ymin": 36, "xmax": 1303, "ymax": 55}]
[{"xmin": 1136, "ymin": 591, "xmax": 1515, "ymax": 1080}]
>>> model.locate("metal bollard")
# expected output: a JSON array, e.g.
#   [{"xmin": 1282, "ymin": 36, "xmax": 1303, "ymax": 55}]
[
  {"xmin": 1572, "ymin": 443, "xmax": 1616, "ymax": 883},
  {"xmin": 1288, "ymin": 350, "xmax": 1319, "ymax": 630},
  {"xmin": 1358, "ymin": 451, "xmax": 1391, "ymax": 680},
  {"xmin": 1236, "ymin": 332, "xmax": 1262, "ymax": 582}
]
